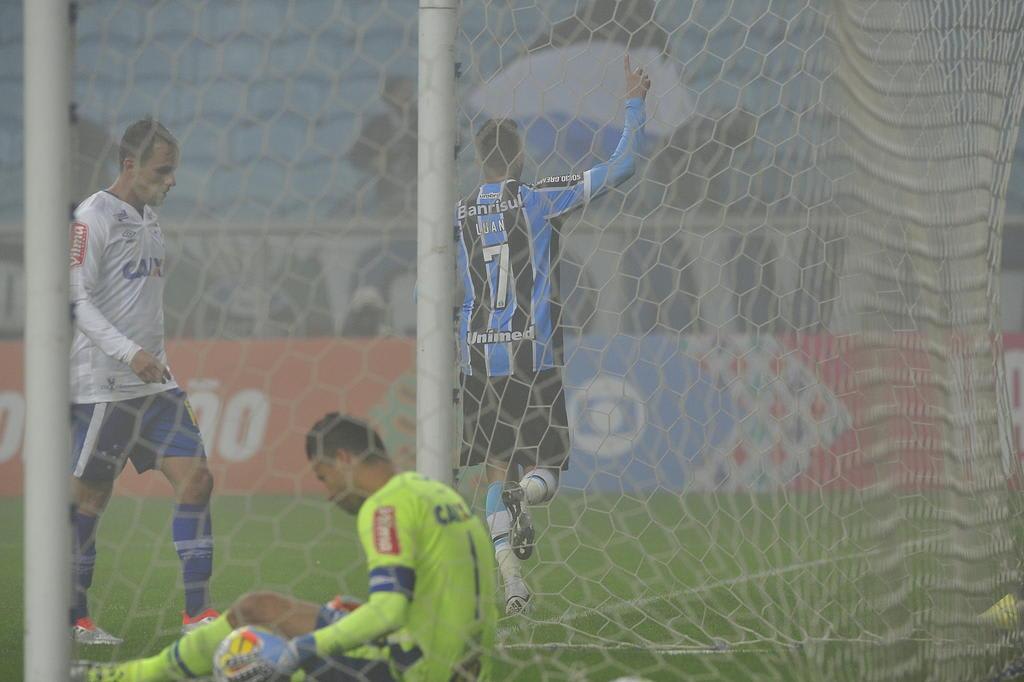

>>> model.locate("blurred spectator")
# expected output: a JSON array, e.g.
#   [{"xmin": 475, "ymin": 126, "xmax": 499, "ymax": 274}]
[
  {"xmin": 347, "ymin": 238, "xmax": 417, "ymax": 335},
  {"xmin": 72, "ymin": 115, "xmax": 117, "ymax": 208},
  {"xmin": 166, "ymin": 237, "xmax": 334, "ymax": 339},
  {"xmin": 346, "ymin": 75, "xmax": 417, "ymax": 218},
  {"xmin": 0, "ymin": 116, "xmax": 117, "ymax": 338},
  {"xmin": 731, "ymin": 233, "xmax": 779, "ymax": 334},
  {"xmin": 534, "ymin": 0, "xmax": 667, "ymax": 52},
  {"xmin": 341, "ymin": 286, "xmax": 390, "ymax": 336},
  {"xmin": 642, "ymin": 110, "xmax": 757, "ymax": 215},
  {"xmin": 0, "ymin": 234, "xmax": 23, "ymax": 339}
]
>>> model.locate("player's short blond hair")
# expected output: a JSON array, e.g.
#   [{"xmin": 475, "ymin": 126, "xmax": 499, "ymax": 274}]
[{"xmin": 119, "ymin": 117, "xmax": 178, "ymax": 168}]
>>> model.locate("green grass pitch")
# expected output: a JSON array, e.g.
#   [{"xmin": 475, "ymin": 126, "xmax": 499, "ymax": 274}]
[{"xmin": 0, "ymin": 491, "xmax": 1008, "ymax": 681}]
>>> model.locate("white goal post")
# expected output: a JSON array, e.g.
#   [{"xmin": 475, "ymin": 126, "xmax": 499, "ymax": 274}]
[
  {"xmin": 416, "ymin": 0, "xmax": 458, "ymax": 486},
  {"xmin": 22, "ymin": 0, "xmax": 71, "ymax": 680}
]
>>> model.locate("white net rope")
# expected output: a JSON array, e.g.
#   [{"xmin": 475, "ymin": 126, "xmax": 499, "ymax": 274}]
[
  {"xmin": 55, "ymin": 0, "xmax": 1024, "ymax": 680},
  {"xmin": 455, "ymin": 1, "xmax": 1024, "ymax": 679}
]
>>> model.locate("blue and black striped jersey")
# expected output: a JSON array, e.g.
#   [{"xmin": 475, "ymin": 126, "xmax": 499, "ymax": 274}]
[{"xmin": 456, "ymin": 97, "xmax": 647, "ymax": 377}]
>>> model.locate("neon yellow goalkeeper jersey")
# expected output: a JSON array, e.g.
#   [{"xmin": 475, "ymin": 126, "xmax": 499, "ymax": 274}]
[{"xmin": 357, "ymin": 471, "xmax": 497, "ymax": 681}]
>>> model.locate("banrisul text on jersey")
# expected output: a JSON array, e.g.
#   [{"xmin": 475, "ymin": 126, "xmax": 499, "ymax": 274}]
[{"xmin": 455, "ymin": 97, "xmax": 646, "ymax": 378}]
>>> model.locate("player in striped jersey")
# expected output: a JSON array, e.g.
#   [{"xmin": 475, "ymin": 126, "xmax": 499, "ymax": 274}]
[{"xmin": 456, "ymin": 55, "xmax": 650, "ymax": 614}]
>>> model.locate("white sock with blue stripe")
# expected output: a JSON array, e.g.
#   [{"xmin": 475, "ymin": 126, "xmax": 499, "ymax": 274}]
[{"xmin": 485, "ymin": 481, "xmax": 511, "ymax": 553}]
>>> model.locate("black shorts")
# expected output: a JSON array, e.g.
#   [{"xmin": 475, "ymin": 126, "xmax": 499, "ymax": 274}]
[{"xmin": 460, "ymin": 368, "xmax": 570, "ymax": 472}]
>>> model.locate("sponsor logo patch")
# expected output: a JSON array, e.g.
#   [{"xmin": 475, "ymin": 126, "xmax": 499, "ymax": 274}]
[
  {"xmin": 122, "ymin": 257, "xmax": 163, "ymax": 280},
  {"xmin": 467, "ymin": 325, "xmax": 536, "ymax": 345},
  {"xmin": 70, "ymin": 222, "xmax": 88, "ymax": 266},
  {"xmin": 536, "ymin": 172, "xmax": 583, "ymax": 188},
  {"xmin": 456, "ymin": 196, "xmax": 522, "ymax": 221},
  {"xmin": 373, "ymin": 506, "xmax": 400, "ymax": 555}
]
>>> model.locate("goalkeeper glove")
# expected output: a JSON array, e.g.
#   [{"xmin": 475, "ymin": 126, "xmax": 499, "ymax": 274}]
[{"xmin": 241, "ymin": 628, "xmax": 303, "ymax": 680}]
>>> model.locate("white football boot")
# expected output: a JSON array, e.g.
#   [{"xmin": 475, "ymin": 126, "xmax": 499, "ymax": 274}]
[
  {"xmin": 497, "ymin": 547, "xmax": 531, "ymax": 615},
  {"xmin": 72, "ymin": 617, "xmax": 124, "ymax": 645}
]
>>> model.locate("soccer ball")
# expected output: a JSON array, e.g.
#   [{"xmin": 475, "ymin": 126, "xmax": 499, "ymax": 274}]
[{"xmin": 212, "ymin": 626, "xmax": 280, "ymax": 682}]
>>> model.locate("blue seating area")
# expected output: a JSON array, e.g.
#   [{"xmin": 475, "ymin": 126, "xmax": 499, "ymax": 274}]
[
  {"xmin": 0, "ymin": 0, "xmax": 1021, "ymax": 221},
  {"xmin": 0, "ymin": 0, "xmax": 1022, "ymax": 340}
]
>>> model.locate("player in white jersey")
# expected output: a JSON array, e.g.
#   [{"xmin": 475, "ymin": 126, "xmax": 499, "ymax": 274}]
[{"xmin": 69, "ymin": 119, "xmax": 219, "ymax": 645}]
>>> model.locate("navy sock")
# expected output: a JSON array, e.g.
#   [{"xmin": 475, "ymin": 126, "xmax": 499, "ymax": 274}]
[
  {"xmin": 173, "ymin": 502, "xmax": 214, "ymax": 617},
  {"xmin": 71, "ymin": 511, "xmax": 98, "ymax": 623}
]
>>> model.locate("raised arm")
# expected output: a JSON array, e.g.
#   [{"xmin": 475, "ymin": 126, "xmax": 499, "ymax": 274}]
[{"xmin": 539, "ymin": 54, "xmax": 651, "ymax": 219}]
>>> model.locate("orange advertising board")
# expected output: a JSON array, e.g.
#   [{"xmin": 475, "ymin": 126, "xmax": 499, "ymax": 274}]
[
  {"xmin": 0, "ymin": 338, "xmax": 416, "ymax": 496},
  {"xmin": 5, "ymin": 333, "xmax": 1024, "ymax": 496}
]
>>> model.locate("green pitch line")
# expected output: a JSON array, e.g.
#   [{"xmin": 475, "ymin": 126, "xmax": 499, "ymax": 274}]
[{"xmin": 0, "ymin": 492, "xmax": 1015, "ymax": 681}]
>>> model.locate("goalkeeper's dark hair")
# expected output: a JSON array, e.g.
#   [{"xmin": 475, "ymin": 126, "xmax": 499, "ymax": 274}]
[
  {"xmin": 475, "ymin": 118, "xmax": 522, "ymax": 175},
  {"xmin": 119, "ymin": 117, "xmax": 178, "ymax": 167},
  {"xmin": 306, "ymin": 413, "xmax": 389, "ymax": 463}
]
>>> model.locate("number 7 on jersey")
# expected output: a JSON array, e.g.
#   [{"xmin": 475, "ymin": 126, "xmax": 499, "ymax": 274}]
[{"xmin": 482, "ymin": 242, "xmax": 511, "ymax": 310}]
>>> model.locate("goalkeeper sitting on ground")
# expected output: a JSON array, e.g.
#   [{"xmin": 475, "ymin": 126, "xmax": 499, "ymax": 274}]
[{"xmin": 75, "ymin": 414, "xmax": 497, "ymax": 682}]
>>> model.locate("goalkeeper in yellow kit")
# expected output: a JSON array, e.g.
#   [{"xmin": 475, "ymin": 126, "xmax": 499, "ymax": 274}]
[{"xmin": 75, "ymin": 413, "xmax": 497, "ymax": 682}]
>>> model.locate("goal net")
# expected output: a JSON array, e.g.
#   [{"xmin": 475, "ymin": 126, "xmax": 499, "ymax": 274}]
[
  {"xmin": 13, "ymin": 0, "xmax": 1021, "ymax": 679},
  {"xmin": 456, "ymin": 0, "xmax": 1024, "ymax": 679}
]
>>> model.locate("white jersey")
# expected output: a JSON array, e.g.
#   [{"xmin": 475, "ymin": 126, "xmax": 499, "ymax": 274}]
[{"xmin": 70, "ymin": 190, "xmax": 178, "ymax": 403}]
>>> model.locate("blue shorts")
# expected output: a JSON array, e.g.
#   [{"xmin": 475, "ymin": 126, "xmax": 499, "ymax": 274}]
[{"xmin": 71, "ymin": 388, "xmax": 206, "ymax": 481}]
